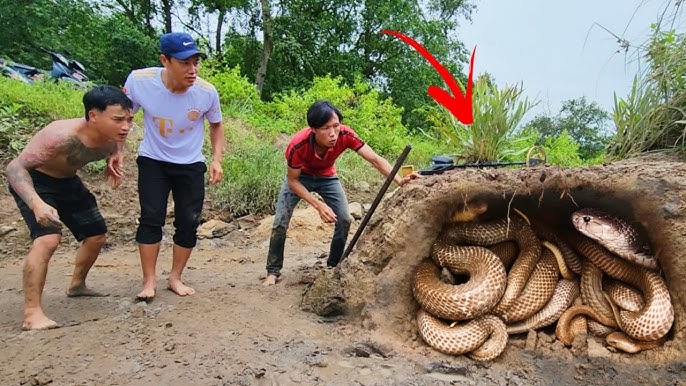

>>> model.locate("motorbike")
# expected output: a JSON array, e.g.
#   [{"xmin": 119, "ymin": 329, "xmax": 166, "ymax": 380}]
[
  {"xmin": 0, "ymin": 58, "xmax": 44, "ymax": 84},
  {"xmin": 40, "ymin": 48, "xmax": 88, "ymax": 86},
  {"xmin": 0, "ymin": 49, "xmax": 88, "ymax": 86}
]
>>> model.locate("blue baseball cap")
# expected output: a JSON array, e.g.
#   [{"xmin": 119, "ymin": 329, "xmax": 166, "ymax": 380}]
[{"xmin": 160, "ymin": 32, "xmax": 206, "ymax": 60}]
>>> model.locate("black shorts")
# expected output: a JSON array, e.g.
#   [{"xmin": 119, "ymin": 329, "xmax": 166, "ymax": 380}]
[{"xmin": 8, "ymin": 169, "xmax": 107, "ymax": 241}]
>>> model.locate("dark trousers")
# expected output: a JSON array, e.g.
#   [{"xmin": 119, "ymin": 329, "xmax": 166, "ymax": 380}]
[
  {"xmin": 266, "ymin": 174, "xmax": 352, "ymax": 277},
  {"xmin": 135, "ymin": 156, "xmax": 207, "ymax": 248},
  {"xmin": 9, "ymin": 170, "xmax": 106, "ymax": 241}
]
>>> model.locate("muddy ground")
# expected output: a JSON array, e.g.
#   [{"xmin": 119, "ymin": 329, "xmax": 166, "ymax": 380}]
[{"xmin": 1, "ymin": 154, "xmax": 685, "ymax": 386}]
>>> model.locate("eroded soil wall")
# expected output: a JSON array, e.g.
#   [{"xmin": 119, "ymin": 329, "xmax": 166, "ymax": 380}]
[{"xmin": 302, "ymin": 155, "xmax": 686, "ymax": 362}]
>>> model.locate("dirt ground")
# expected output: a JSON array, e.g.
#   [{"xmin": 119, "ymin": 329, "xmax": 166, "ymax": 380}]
[{"xmin": 1, "ymin": 155, "xmax": 686, "ymax": 386}]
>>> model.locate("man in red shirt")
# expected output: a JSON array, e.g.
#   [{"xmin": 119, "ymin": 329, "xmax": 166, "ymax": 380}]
[{"xmin": 263, "ymin": 100, "xmax": 418, "ymax": 285}]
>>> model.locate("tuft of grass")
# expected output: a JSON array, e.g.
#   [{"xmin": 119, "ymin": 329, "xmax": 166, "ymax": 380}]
[
  {"xmin": 435, "ymin": 74, "xmax": 536, "ymax": 163},
  {"xmin": 609, "ymin": 23, "xmax": 686, "ymax": 159},
  {"xmin": 212, "ymin": 130, "xmax": 285, "ymax": 217}
]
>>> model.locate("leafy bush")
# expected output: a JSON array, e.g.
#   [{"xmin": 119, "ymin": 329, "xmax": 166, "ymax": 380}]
[
  {"xmin": 543, "ymin": 130, "xmax": 584, "ymax": 166},
  {"xmin": 251, "ymin": 75, "xmax": 411, "ymax": 158},
  {"xmin": 201, "ymin": 64, "xmax": 261, "ymax": 117},
  {"xmin": 1, "ymin": 77, "xmax": 83, "ymax": 120},
  {"xmin": 0, "ymin": 78, "xmax": 83, "ymax": 164}
]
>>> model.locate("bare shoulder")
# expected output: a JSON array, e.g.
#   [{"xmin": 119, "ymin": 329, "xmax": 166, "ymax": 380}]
[
  {"xmin": 14, "ymin": 119, "xmax": 79, "ymax": 165},
  {"xmin": 34, "ymin": 118, "xmax": 80, "ymax": 142}
]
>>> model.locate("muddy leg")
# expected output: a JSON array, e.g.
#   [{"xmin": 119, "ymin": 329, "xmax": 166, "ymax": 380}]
[
  {"xmin": 136, "ymin": 242, "xmax": 160, "ymax": 301},
  {"xmin": 23, "ymin": 234, "xmax": 61, "ymax": 330},
  {"xmin": 168, "ymin": 244, "xmax": 195, "ymax": 296},
  {"xmin": 67, "ymin": 233, "xmax": 109, "ymax": 297}
]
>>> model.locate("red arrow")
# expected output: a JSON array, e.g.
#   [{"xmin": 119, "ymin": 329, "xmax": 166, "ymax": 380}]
[{"xmin": 381, "ymin": 30, "xmax": 475, "ymax": 125}]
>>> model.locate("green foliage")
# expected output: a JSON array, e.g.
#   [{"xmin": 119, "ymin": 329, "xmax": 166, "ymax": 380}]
[
  {"xmin": 0, "ymin": 77, "xmax": 83, "ymax": 119},
  {"xmin": 525, "ymin": 97, "xmax": 611, "ymax": 160},
  {"xmin": 252, "ymin": 75, "xmax": 410, "ymax": 158},
  {"xmin": 213, "ymin": 128, "xmax": 285, "ymax": 217},
  {"xmin": 0, "ymin": 101, "xmax": 34, "ymax": 164},
  {"xmin": 218, "ymin": 0, "xmax": 475, "ymax": 131},
  {"xmin": 0, "ymin": 0, "xmax": 158, "ymax": 85},
  {"xmin": 609, "ymin": 21, "xmax": 686, "ymax": 158},
  {"xmin": 201, "ymin": 64, "xmax": 261, "ymax": 116},
  {"xmin": 608, "ymin": 77, "xmax": 663, "ymax": 158},
  {"xmin": 543, "ymin": 130, "xmax": 584, "ymax": 166},
  {"xmin": 82, "ymin": 13, "xmax": 160, "ymax": 85},
  {"xmin": 0, "ymin": 77, "xmax": 83, "ymax": 163},
  {"xmin": 435, "ymin": 74, "xmax": 536, "ymax": 162}
]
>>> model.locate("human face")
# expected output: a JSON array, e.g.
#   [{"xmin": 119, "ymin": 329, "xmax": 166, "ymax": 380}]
[
  {"xmin": 161, "ymin": 54, "xmax": 200, "ymax": 90},
  {"xmin": 312, "ymin": 114, "xmax": 341, "ymax": 149},
  {"xmin": 91, "ymin": 105, "xmax": 134, "ymax": 142}
]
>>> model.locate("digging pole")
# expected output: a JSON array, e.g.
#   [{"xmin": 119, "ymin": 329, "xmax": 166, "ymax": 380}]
[{"xmin": 340, "ymin": 144, "xmax": 412, "ymax": 262}]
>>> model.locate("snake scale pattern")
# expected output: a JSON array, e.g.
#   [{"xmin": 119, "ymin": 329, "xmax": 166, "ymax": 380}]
[{"xmin": 413, "ymin": 205, "xmax": 674, "ymax": 360}]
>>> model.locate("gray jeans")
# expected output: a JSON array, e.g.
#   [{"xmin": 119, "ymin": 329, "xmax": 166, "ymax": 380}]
[{"xmin": 266, "ymin": 174, "xmax": 352, "ymax": 277}]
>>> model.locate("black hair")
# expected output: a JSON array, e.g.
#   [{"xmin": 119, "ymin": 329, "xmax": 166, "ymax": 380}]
[
  {"xmin": 83, "ymin": 85, "xmax": 133, "ymax": 121},
  {"xmin": 306, "ymin": 100, "xmax": 343, "ymax": 129}
]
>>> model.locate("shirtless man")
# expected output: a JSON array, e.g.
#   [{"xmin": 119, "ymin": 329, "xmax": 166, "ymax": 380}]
[{"xmin": 5, "ymin": 85, "xmax": 134, "ymax": 330}]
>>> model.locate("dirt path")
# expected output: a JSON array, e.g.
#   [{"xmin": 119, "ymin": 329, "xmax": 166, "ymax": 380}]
[{"xmin": 0, "ymin": 221, "xmax": 684, "ymax": 386}]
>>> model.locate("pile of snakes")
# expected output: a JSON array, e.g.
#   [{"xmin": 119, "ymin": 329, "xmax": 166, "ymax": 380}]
[{"xmin": 412, "ymin": 206, "xmax": 674, "ymax": 361}]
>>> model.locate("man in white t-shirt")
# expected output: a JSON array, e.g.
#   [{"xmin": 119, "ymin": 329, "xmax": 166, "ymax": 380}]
[{"xmin": 109, "ymin": 32, "xmax": 225, "ymax": 301}]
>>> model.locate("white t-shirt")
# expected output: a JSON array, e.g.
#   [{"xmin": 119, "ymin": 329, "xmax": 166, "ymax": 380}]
[{"xmin": 124, "ymin": 67, "xmax": 223, "ymax": 164}]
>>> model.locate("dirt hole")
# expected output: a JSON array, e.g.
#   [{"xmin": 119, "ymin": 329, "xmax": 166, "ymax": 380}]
[{"xmin": 302, "ymin": 156, "xmax": 686, "ymax": 363}]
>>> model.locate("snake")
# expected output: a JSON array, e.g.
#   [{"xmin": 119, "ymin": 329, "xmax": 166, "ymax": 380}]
[
  {"xmin": 572, "ymin": 208, "xmax": 658, "ymax": 270},
  {"xmin": 413, "ymin": 247, "xmax": 506, "ymax": 321},
  {"xmin": 506, "ymin": 279, "xmax": 579, "ymax": 335},
  {"xmin": 439, "ymin": 216, "xmax": 542, "ymax": 315},
  {"xmin": 413, "ymin": 214, "xmax": 541, "ymax": 360},
  {"xmin": 570, "ymin": 209, "xmax": 674, "ymax": 343},
  {"xmin": 416, "ymin": 309, "xmax": 507, "ymax": 361},
  {"xmin": 413, "ymin": 206, "xmax": 673, "ymax": 358},
  {"xmin": 499, "ymin": 245, "xmax": 559, "ymax": 323}
]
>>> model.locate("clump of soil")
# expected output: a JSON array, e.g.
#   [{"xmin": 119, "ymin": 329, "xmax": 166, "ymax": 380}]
[{"xmin": 303, "ymin": 154, "xmax": 686, "ymax": 365}]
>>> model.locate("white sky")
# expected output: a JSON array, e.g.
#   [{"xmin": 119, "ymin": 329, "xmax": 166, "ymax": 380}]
[{"xmin": 458, "ymin": 0, "xmax": 684, "ymax": 120}]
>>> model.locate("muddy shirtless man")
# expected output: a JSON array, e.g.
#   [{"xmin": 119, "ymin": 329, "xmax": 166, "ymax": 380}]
[{"xmin": 5, "ymin": 85, "xmax": 133, "ymax": 330}]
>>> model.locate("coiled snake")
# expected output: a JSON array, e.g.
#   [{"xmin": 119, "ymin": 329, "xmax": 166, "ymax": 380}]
[{"xmin": 413, "ymin": 206, "xmax": 674, "ymax": 359}]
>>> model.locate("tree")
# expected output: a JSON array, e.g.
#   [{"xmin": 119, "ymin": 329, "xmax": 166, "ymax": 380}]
[
  {"xmin": 0, "ymin": 0, "xmax": 159, "ymax": 85},
  {"xmin": 107, "ymin": 0, "xmax": 157, "ymax": 37},
  {"xmin": 525, "ymin": 97, "xmax": 612, "ymax": 160},
  {"xmin": 219, "ymin": 0, "xmax": 475, "ymax": 130}
]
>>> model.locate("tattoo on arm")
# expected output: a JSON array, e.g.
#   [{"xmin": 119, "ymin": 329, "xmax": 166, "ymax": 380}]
[
  {"xmin": 5, "ymin": 161, "xmax": 38, "ymax": 208},
  {"xmin": 5, "ymin": 128, "xmax": 66, "ymax": 209}
]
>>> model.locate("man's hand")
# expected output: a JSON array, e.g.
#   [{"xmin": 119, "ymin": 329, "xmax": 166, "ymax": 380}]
[
  {"xmin": 106, "ymin": 153, "xmax": 124, "ymax": 189},
  {"xmin": 316, "ymin": 203, "xmax": 337, "ymax": 223},
  {"xmin": 33, "ymin": 201, "xmax": 63, "ymax": 229},
  {"xmin": 399, "ymin": 171, "xmax": 421, "ymax": 186},
  {"xmin": 209, "ymin": 159, "xmax": 223, "ymax": 185}
]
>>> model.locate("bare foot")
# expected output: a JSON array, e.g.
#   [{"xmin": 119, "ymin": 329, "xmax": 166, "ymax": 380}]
[
  {"xmin": 262, "ymin": 274, "xmax": 278, "ymax": 286},
  {"xmin": 136, "ymin": 285, "xmax": 156, "ymax": 303},
  {"xmin": 23, "ymin": 311, "xmax": 61, "ymax": 331},
  {"xmin": 66, "ymin": 285, "xmax": 110, "ymax": 298},
  {"xmin": 167, "ymin": 279, "xmax": 196, "ymax": 296}
]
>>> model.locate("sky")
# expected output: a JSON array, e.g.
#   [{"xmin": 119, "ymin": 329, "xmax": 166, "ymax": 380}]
[{"xmin": 458, "ymin": 0, "xmax": 684, "ymax": 119}]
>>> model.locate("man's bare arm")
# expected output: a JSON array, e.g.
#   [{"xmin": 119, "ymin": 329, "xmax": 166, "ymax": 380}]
[
  {"xmin": 357, "ymin": 144, "xmax": 418, "ymax": 186},
  {"xmin": 106, "ymin": 141, "xmax": 125, "ymax": 179},
  {"xmin": 5, "ymin": 127, "xmax": 63, "ymax": 209},
  {"xmin": 209, "ymin": 121, "xmax": 225, "ymax": 163},
  {"xmin": 208, "ymin": 121, "xmax": 225, "ymax": 185}
]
